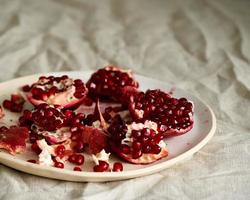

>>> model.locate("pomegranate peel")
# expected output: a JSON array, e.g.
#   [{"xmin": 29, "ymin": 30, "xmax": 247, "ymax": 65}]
[
  {"xmin": 81, "ymin": 126, "xmax": 108, "ymax": 154},
  {"xmin": 0, "ymin": 126, "xmax": 29, "ymax": 155}
]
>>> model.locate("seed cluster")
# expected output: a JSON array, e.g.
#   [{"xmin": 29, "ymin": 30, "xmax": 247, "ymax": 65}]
[
  {"xmin": 132, "ymin": 90, "xmax": 193, "ymax": 132},
  {"xmin": 87, "ymin": 66, "xmax": 139, "ymax": 101}
]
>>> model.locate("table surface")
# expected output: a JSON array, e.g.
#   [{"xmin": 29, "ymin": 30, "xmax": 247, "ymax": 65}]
[{"xmin": 0, "ymin": 0, "xmax": 250, "ymax": 199}]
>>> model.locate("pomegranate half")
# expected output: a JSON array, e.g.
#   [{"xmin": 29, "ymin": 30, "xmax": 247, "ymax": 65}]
[{"xmin": 24, "ymin": 75, "xmax": 88, "ymax": 109}]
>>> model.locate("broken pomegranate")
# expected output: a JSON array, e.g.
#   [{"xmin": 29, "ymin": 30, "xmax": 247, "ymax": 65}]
[
  {"xmin": 0, "ymin": 126, "xmax": 29, "ymax": 155},
  {"xmin": 107, "ymin": 115, "xmax": 168, "ymax": 164},
  {"xmin": 86, "ymin": 65, "xmax": 139, "ymax": 104},
  {"xmin": 24, "ymin": 75, "xmax": 88, "ymax": 109},
  {"xmin": 129, "ymin": 89, "xmax": 194, "ymax": 138},
  {"xmin": 2, "ymin": 94, "xmax": 25, "ymax": 113},
  {"xmin": 26, "ymin": 103, "xmax": 66, "ymax": 132}
]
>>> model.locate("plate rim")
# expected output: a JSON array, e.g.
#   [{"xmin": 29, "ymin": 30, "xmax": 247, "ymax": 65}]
[{"xmin": 0, "ymin": 71, "xmax": 216, "ymax": 182}]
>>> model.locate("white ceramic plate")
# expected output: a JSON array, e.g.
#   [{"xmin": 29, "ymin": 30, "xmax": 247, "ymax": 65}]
[{"xmin": 0, "ymin": 71, "xmax": 216, "ymax": 182}]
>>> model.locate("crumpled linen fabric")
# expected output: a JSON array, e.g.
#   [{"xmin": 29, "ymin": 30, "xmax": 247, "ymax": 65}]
[{"xmin": 0, "ymin": 0, "xmax": 250, "ymax": 199}]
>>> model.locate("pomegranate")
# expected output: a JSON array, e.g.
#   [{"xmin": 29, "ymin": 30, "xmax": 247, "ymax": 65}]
[
  {"xmin": 24, "ymin": 75, "xmax": 88, "ymax": 108},
  {"xmin": 86, "ymin": 65, "xmax": 139, "ymax": 104},
  {"xmin": 2, "ymin": 94, "xmax": 25, "ymax": 113},
  {"xmin": 0, "ymin": 126, "xmax": 29, "ymax": 155},
  {"xmin": 129, "ymin": 90, "xmax": 194, "ymax": 138},
  {"xmin": 107, "ymin": 115, "xmax": 168, "ymax": 164}
]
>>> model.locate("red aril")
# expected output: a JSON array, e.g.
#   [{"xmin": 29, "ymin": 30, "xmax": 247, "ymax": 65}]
[
  {"xmin": 73, "ymin": 166, "xmax": 82, "ymax": 171},
  {"xmin": 93, "ymin": 160, "xmax": 109, "ymax": 172},
  {"xmin": 54, "ymin": 161, "xmax": 64, "ymax": 169},
  {"xmin": 112, "ymin": 162, "xmax": 123, "ymax": 172}
]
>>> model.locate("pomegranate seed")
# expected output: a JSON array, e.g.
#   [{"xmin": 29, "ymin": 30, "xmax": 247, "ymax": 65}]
[
  {"xmin": 55, "ymin": 145, "xmax": 65, "ymax": 156},
  {"xmin": 142, "ymin": 145, "xmax": 151, "ymax": 153},
  {"xmin": 148, "ymin": 139, "xmax": 156, "ymax": 147},
  {"xmin": 74, "ymin": 79, "xmax": 83, "ymax": 86},
  {"xmin": 141, "ymin": 136, "xmax": 149, "ymax": 146},
  {"xmin": 39, "ymin": 76, "xmax": 46, "ymax": 80},
  {"xmin": 93, "ymin": 161, "xmax": 109, "ymax": 172},
  {"xmin": 27, "ymin": 159, "xmax": 37, "ymax": 163},
  {"xmin": 63, "ymin": 110, "xmax": 74, "ymax": 118},
  {"xmin": 75, "ymin": 155, "xmax": 84, "ymax": 165},
  {"xmin": 10, "ymin": 103, "xmax": 23, "ymax": 112},
  {"xmin": 44, "ymin": 109, "xmax": 54, "ymax": 117},
  {"xmin": 73, "ymin": 166, "xmax": 82, "ymax": 171},
  {"xmin": 132, "ymin": 150, "xmax": 142, "ymax": 159},
  {"xmin": 31, "ymin": 142, "xmax": 41, "ymax": 154},
  {"xmin": 74, "ymin": 141, "xmax": 85, "ymax": 153},
  {"xmin": 155, "ymin": 133, "xmax": 164, "ymax": 143},
  {"xmin": 68, "ymin": 154, "xmax": 77, "ymax": 163},
  {"xmin": 3, "ymin": 100, "xmax": 12, "ymax": 109},
  {"xmin": 23, "ymin": 110, "xmax": 32, "ymax": 120},
  {"xmin": 54, "ymin": 161, "xmax": 64, "ymax": 169},
  {"xmin": 151, "ymin": 145, "xmax": 161, "ymax": 154},
  {"xmin": 141, "ymin": 128, "xmax": 151, "ymax": 137},
  {"xmin": 131, "ymin": 130, "xmax": 141, "ymax": 138},
  {"xmin": 112, "ymin": 162, "xmax": 123, "ymax": 172},
  {"xmin": 149, "ymin": 130, "xmax": 156, "ymax": 138},
  {"xmin": 74, "ymin": 92, "xmax": 84, "ymax": 99},
  {"xmin": 132, "ymin": 141, "xmax": 142, "ymax": 151},
  {"xmin": 22, "ymin": 85, "xmax": 31, "ymax": 92},
  {"xmin": 121, "ymin": 144, "xmax": 130, "ymax": 154},
  {"xmin": 61, "ymin": 75, "xmax": 69, "ymax": 79},
  {"xmin": 11, "ymin": 94, "xmax": 24, "ymax": 104}
]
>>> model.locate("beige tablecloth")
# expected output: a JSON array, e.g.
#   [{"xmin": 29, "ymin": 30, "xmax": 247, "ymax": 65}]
[{"xmin": 0, "ymin": 0, "xmax": 250, "ymax": 199}]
